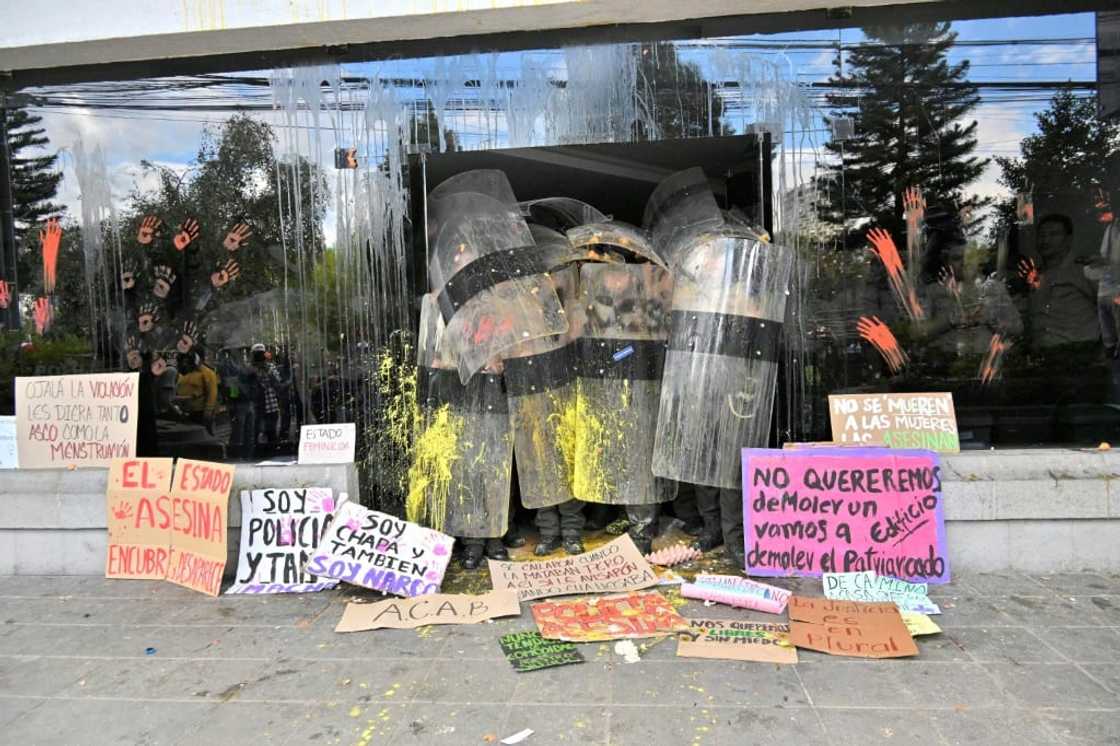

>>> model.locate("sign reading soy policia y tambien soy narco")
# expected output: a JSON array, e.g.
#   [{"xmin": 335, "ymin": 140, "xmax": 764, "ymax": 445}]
[
  {"xmin": 741, "ymin": 447, "xmax": 950, "ymax": 584},
  {"xmin": 17, "ymin": 372, "xmax": 139, "ymax": 468}
]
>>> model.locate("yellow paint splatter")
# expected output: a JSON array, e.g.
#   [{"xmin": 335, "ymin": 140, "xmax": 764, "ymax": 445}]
[
  {"xmin": 405, "ymin": 404, "xmax": 464, "ymax": 531},
  {"xmin": 349, "ymin": 706, "xmax": 362, "ymax": 718}
]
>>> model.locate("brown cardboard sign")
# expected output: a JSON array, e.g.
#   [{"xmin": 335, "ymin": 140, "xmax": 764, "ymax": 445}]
[
  {"xmin": 676, "ymin": 619, "xmax": 798, "ymax": 664},
  {"xmin": 335, "ymin": 590, "xmax": 520, "ymax": 632},
  {"xmin": 531, "ymin": 591, "xmax": 689, "ymax": 642},
  {"xmin": 105, "ymin": 458, "xmax": 175, "ymax": 581},
  {"xmin": 788, "ymin": 596, "xmax": 918, "ymax": 658},
  {"xmin": 165, "ymin": 459, "xmax": 235, "ymax": 597},
  {"xmin": 489, "ymin": 534, "xmax": 658, "ymax": 602},
  {"xmin": 828, "ymin": 392, "xmax": 959, "ymax": 453}
]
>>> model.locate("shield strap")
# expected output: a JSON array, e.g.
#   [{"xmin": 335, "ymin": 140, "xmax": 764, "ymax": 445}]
[
  {"xmin": 503, "ymin": 342, "xmax": 580, "ymax": 397},
  {"xmin": 667, "ymin": 310, "xmax": 782, "ymax": 361},
  {"xmin": 577, "ymin": 337, "xmax": 666, "ymax": 381},
  {"xmin": 435, "ymin": 244, "xmax": 557, "ymax": 323},
  {"xmin": 418, "ymin": 365, "xmax": 509, "ymax": 414}
]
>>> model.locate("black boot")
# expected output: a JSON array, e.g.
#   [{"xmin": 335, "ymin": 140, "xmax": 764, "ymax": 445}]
[
  {"xmin": 681, "ymin": 519, "xmax": 704, "ymax": 536},
  {"xmin": 632, "ymin": 536, "xmax": 653, "ymax": 556},
  {"xmin": 485, "ymin": 538, "xmax": 509, "ymax": 561},
  {"xmin": 725, "ymin": 544, "xmax": 745, "ymax": 569},
  {"xmin": 692, "ymin": 531, "xmax": 724, "ymax": 552},
  {"xmin": 461, "ymin": 542, "xmax": 485, "ymax": 570},
  {"xmin": 502, "ymin": 528, "xmax": 526, "ymax": 548},
  {"xmin": 535, "ymin": 535, "xmax": 562, "ymax": 556},
  {"xmin": 562, "ymin": 535, "xmax": 585, "ymax": 555}
]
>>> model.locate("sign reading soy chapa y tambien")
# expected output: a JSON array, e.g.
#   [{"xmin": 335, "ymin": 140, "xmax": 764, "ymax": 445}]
[
  {"xmin": 17, "ymin": 373, "xmax": 139, "ymax": 468},
  {"xmin": 306, "ymin": 502, "xmax": 453, "ymax": 597},
  {"xmin": 226, "ymin": 488, "xmax": 344, "ymax": 595},
  {"xmin": 742, "ymin": 447, "xmax": 950, "ymax": 584},
  {"xmin": 828, "ymin": 392, "xmax": 959, "ymax": 453}
]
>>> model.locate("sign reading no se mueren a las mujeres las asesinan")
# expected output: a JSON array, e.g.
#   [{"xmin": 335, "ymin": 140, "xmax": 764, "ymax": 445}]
[
  {"xmin": 828, "ymin": 392, "xmax": 959, "ymax": 453},
  {"xmin": 742, "ymin": 447, "xmax": 950, "ymax": 584}
]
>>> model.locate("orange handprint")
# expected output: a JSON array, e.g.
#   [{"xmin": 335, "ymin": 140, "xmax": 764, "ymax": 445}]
[
  {"xmin": 937, "ymin": 266, "xmax": 961, "ymax": 300},
  {"xmin": 979, "ymin": 333, "xmax": 1014, "ymax": 385},
  {"xmin": 857, "ymin": 315, "xmax": 908, "ymax": 374},
  {"xmin": 867, "ymin": 227, "xmax": 925, "ymax": 321},
  {"xmin": 210, "ymin": 259, "xmax": 240, "ymax": 288},
  {"xmin": 1018, "ymin": 258, "xmax": 1041, "ymax": 290},
  {"xmin": 40, "ymin": 217, "xmax": 62, "ymax": 295},
  {"xmin": 173, "ymin": 218, "xmax": 200, "ymax": 251},
  {"xmin": 112, "ymin": 501, "xmax": 134, "ymax": 520},
  {"xmin": 223, "ymin": 223, "xmax": 253, "ymax": 252},
  {"xmin": 137, "ymin": 216, "xmax": 162, "ymax": 246},
  {"xmin": 0, "ymin": 279, "xmax": 10, "ymax": 309},
  {"xmin": 33, "ymin": 297, "xmax": 52, "ymax": 335}
]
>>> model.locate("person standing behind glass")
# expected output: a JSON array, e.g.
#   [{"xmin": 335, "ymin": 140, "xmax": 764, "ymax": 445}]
[
  {"xmin": 1085, "ymin": 160, "xmax": 1120, "ymax": 397},
  {"xmin": 1023, "ymin": 214, "xmax": 1098, "ymax": 356}
]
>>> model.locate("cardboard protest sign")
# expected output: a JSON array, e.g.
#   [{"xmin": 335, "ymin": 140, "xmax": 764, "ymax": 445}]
[
  {"xmin": 824, "ymin": 571, "xmax": 940, "ymax": 614},
  {"xmin": 336, "ymin": 590, "xmax": 520, "ymax": 632},
  {"xmin": 499, "ymin": 631, "xmax": 585, "ymax": 672},
  {"xmin": 298, "ymin": 423, "xmax": 356, "ymax": 464},
  {"xmin": 531, "ymin": 591, "xmax": 689, "ymax": 642},
  {"xmin": 226, "ymin": 488, "xmax": 342, "ymax": 595},
  {"xmin": 0, "ymin": 415, "xmax": 18, "ymax": 468},
  {"xmin": 307, "ymin": 502, "xmax": 453, "ymax": 597},
  {"xmin": 901, "ymin": 612, "xmax": 942, "ymax": 637},
  {"xmin": 742, "ymin": 447, "xmax": 950, "ymax": 583},
  {"xmin": 106, "ymin": 458, "xmax": 175, "ymax": 581},
  {"xmin": 829, "ymin": 392, "xmax": 959, "ymax": 453},
  {"xmin": 165, "ymin": 459, "xmax": 234, "ymax": 596},
  {"xmin": 489, "ymin": 534, "xmax": 659, "ymax": 602},
  {"xmin": 16, "ymin": 373, "xmax": 139, "ymax": 468},
  {"xmin": 676, "ymin": 619, "xmax": 798, "ymax": 664},
  {"xmin": 680, "ymin": 574, "xmax": 791, "ymax": 614},
  {"xmin": 788, "ymin": 596, "xmax": 918, "ymax": 658}
]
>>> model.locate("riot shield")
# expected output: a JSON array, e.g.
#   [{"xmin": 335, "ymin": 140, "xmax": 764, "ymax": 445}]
[
  {"xmin": 566, "ymin": 221, "xmax": 670, "ymax": 269},
  {"xmin": 572, "ymin": 262, "xmax": 676, "ymax": 505},
  {"xmin": 642, "ymin": 167, "xmax": 725, "ymax": 274},
  {"xmin": 651, "ymin": 230, "xmax": 795, "ymax": 489},
  {"xmin": 410, "ymin": 294, "xmax": 512, "ymax": 538},
  {"xmin": 503, "ymin": 266, "xmax": 581, "ymax": 509},
  {"xmin": 521, "ymin": 197, "xmax": 607, "ymax": 232},
  {"xmin": 427, "ymin": 170, "xmax": 567, "ymax": 384}
]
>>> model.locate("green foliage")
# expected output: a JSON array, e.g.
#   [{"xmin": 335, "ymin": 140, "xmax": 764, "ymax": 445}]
[
  {"xmin": 635, "ymin": 42, "xmax": 729, "ymax": 140},
  {"xmin": 0, "ymin": 330, "xmax": 91, "ymax": 414},
  {"xmin": 819, "ymin": 23, "xmax": 987, "ymax": 240},
  {"xmin": 6, "ymin": 104, "xmax": 63, "ymax": 241}
]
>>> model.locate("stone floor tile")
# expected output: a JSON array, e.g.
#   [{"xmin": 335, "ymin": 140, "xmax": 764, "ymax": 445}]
[
  {"xmin": 924, "ymin": 596, "xmax": 1018, "ymax": 627},
  {"xmin": 1031, "ymin": 573, "xmax": 1116, "ymax": 596},
  {"xmin": 1037, "ymin": 708, "xmax": 1120, "ymax": 744},
  {"xmin": 497, "ymin": 704, "xmax": 610, "ymax": 745},
  {"xmin": 996, "ymin": 595, "xmax": 1113, "ymax": 628},
  {"xmin": 1078, "ymin": 663, "xmax": 1120, "ymax": 698},
  {"xmin": 958, "ymin": 573, "xmax": 1048, "ymax": 597},
  {"xmin": 928, "ymin": 708, "xmax": 1059, "ymax": 746},
  {"xmin": 73, "ymin": 656, "xmax": 271, "ymax": 701},
  {"xmin": 1, "ymin": 597, "xmax": 186, "ymax": 626},
  {"xmin": 815, "ymin": 707, "xmax": 937, "ymax": 745},
  {"xmin": 393, "ymin": 702, "xmax": 511, "ymax": 745},
  {"xmin": 607, "ymin": 705, "xmax": 825, "ymax": 746},
  {"xmin": 948, "ymin": 626, "xmax": 1066, "ymax": 663},
  {"xmin": 610, "ymin": 659, "xmax": 807, "ymax": 707},
  {"xmin": 0, "ymin": 655, "xmax": 113, "ymax": 697},
  {"xmin": 984, "ymin": 662, "xmax": 1118, "ymax": 709},
  {"xmin": 165, "ymin": 592, "xmax": 334, "ymax": 627},
  {"xmin": 796, "ymin": 660, "xmax": 923, "ymax": 708},
  {"xmin": 1034, "ymin": 627, "xmax": 1120, "ymax": 663},
  {"xmin": 4, "ymin": 698, "xmax": 211, "ymax": 746},
  {"xmin": 410, "ymin": 658, "xmax": 520, "ymax": 706},
  {"xmin": 508, "ymin": 658, "xmax": 613, "ymax": 705}
]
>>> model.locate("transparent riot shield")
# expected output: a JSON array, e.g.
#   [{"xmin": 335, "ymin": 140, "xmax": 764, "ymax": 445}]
[
  {"xmin": 572, "ymin": 262, "xmax": 677, "ymax": 505},
  {"xmin": 651, "ymin": 231, "xmax": 795, "ymax": 489},
  {"xmin": 503, "ymin": 266, "xmax": 582, "ymax": 509},
  {"xmin": 521, "ymin": 197, "xmax": 607, "ymax": 232},
  {"xmin": 410, "ymin": 294, "xmax": 512, "ymax": 538},
  {"xmin": 427, "ymin": 170, "xmax": 567, "ymax": 384},
  {"xmin": 642, "ymin": 167, "xmax": 725, "ymax": 273},
  {"xmin": 566, "ymin": 221, "xmax": 670, "ymax": 269}
]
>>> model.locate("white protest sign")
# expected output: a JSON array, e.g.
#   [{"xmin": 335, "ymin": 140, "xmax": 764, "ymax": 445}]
[
  {"xmin": 298, "ymin": 423, "xmax": 356, "ymax": 464},
  {"xmin": 823, "ymin": 571, "xmax": 941, "ymax": 614},
  {"xmin": 306, "ymin": 502, "xmax": 454, "ymax": 597},
  {"xmin": 16, "ymin": 373, "xmax": 139, "ymax": 468},
  {"xmin": 0, "ymin": 416, "xmax": 17, "ymax": 468},
  {"xmin": 226, "ymin": 487, "xmax": 344, "ymax": 595}
]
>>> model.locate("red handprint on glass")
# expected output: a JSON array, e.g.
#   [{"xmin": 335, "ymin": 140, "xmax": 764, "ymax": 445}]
[
  {"xmin": 857, "ymin": 315, "xmax": 908, "ymax": 374},
  {"xmin": 979, "ymin": 333, "xmax": 1014, "ymax": 385},
  {"xmin": 137, "ymin": 216, "xmax": 162, "ymax": 246},
  {"xmin": 867, "ymin": 227, "xmax": 925, "ymax": 321},
  {"xmin": 222, "ymin": 223, "xmax": 253, "ymax": 252},
  {"xmin": 40, "ymin": 217, "xmax": 62, "ymax": 295},
  {"xmin": 33, "ymin": 297, "xmax": 52, "ymax": 335},
  {"xmin": 0, "ymin": 280, "xmax": 10, "ymax": 310},
  {"xmin": 1018, "ymin": 258, "xmax": 1042, "ymax": 290},
  {"xmin": 172, "ymin": 218, "xmax": 200, "ymax": 251},
  {"xmin": 176, "ymin": 321, "xmax": 198, "ymax": 354},
  {"xmin": 210, "ymin": 259, "xmax": 240, "ymax": 288},
  {"xmin": 937, "ymin": 266, "xmax": 961, "ymax": 300}
]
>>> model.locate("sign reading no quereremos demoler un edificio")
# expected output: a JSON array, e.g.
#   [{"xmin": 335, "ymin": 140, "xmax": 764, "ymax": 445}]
[{"xmin": 298, "ymin": 423, "xmax": 356, "ymax": 464}]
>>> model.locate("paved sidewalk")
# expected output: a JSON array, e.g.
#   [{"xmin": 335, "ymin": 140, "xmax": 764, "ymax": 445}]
[{"xmin": 1, "ymin": 564, "xmax": 1118, "ymax": 745}]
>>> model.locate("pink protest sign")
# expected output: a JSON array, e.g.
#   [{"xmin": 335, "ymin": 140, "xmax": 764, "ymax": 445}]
[{"xmin": 742, "ymin": 447, "xmax": 949, "ymax": 584}]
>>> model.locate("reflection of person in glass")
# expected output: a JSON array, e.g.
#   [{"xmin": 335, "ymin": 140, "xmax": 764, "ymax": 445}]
[
  {"xmin": 176, "ymin": 350, "xmax": 219, "ymax": 434},
  {"xmin": 916, "ymin": 217, "xmax": 1021, "ymax": 360},
  {"xmin": 1024, "ymin": 214, "xmax": 1098, "ymax": 353},
  {"xmin": 1084, "ymin": 162, "xmax": 1120, "ymax": 398}
]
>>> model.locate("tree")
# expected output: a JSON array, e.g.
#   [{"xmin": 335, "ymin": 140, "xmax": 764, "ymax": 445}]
[
  {"xmin": 635, "ymin": 42, "xmax": 729, "ymax": 141},
  {"xmin": 993, "ymin": 89, "xmax": 1120, "ymax": 232},
  {"xmin": 6, "ymin": 103, "xmax": 63, "ymax": 239},
  {"xmin": 819, "ymin": 23, "xmax": 987, "ymax": 240}
]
